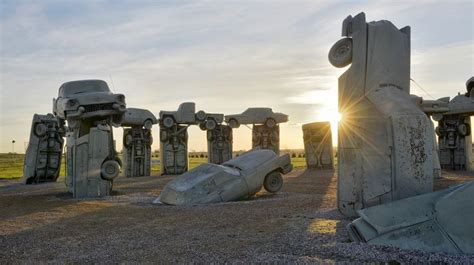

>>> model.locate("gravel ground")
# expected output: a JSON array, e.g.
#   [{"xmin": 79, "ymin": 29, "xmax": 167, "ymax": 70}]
[{"xmin": 1, "ymin": 169, "xmax": 473, "ymax": 264}]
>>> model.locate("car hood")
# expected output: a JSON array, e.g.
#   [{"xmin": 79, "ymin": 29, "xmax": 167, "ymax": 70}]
[
  {"xmin": 69, "ymin": 91, "xmax": 123, "ymax": 104},
  {"xmin": 158, "ymin": 163, "xmax": 242, "ymax": 205},
  {"xmin": 223, "ymin": 149, "xmax": 276, "ymax": 172}
]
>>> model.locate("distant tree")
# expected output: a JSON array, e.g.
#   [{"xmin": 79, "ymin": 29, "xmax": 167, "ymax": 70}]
[
  {"xmin": 236, "ymin": 153, "xmax": 240, "ymax": 157},
  {"xmin": 298, "ymin": 153, "xmax": 303, "ymax": 158},
  {"xmin": 291, "ymin": 153, "xmax": 296, "ymax": 158},
  {"xmin": 200, "ymin": 153, "xmax": 205, "ymax": 158}
]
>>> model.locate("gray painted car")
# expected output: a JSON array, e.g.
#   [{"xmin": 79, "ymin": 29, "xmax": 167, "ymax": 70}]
[
  {"xmin": 53, "ymin": 80, "xmax": 126, "ymax": 124},
  {"xmin": 157, "ymin": 149, "xmax": 293, "ymax": 205},
  {"xmin": 225, "ymin": 108, "xmax": 288, "ymax": 128},
  {"xmin": 23, "ymin": 113, "xmax": 64, "ymax": 184},
  {"xmin": 120, "ymin": 108, "xmax": 158, "ymax": 129},
  {"xmin": 347, "ymin": 181, "xmax": 474, "ymax": 254}
]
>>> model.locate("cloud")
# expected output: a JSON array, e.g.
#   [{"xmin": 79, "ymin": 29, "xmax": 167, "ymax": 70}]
[{"xmin": 0, "ymin": 1, "xmax": 472, "ymax": 152}]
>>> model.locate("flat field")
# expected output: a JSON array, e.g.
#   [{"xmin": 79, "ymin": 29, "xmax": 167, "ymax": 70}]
[{"xmin": 0, "ymin": 153, "xmax": 306, "ymax": 179}]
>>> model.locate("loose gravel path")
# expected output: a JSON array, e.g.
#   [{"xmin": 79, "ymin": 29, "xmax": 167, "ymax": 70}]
[{"xmin": 1, "ymin": 169, "xmax": 473, "ymax": 263}]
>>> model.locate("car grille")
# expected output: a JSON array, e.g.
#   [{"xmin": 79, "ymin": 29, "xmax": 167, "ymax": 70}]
[{"xmin": 83, "ymin": 103, "xmax": 114, "ymax": 113}]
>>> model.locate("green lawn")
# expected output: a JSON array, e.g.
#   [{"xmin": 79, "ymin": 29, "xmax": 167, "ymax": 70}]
[{"xmin": 0, "ymin": 153, "xmax": 308, "ymax": 179}]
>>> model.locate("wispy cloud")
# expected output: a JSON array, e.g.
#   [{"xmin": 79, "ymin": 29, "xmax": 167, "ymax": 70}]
[{"xmin": 1, "ymin": 0, "xmax": 472, "ymax": 152}]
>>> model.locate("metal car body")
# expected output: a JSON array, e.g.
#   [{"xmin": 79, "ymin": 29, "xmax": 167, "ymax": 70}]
[
  {"xmin": 225, "ymin": 108, "xmax": 288, "ymax": 128},
  {"xmin": 53, "ymin": 79, "xmax": 126, "ymax": 123},
  {"xmin": 23, "ymin": 113, "xmax": 64, "ymax": 184},
  {"xmin": 347, "ymin": 181, "xmax": 474, "ymax": 254},
  {"xmin": 120, "ymin": 107, "xmax": 158, "ymax": 129},
  {"xmin": 157, "ymin": 149, "xmax": 293, "ymax": 205},
  {"xmin": 330, "ymin": 13, "xmax": 435, "ymax": 217},
  {"xmin": 159, "ymin": 102, "xmax": 200, "ymax": 126}
]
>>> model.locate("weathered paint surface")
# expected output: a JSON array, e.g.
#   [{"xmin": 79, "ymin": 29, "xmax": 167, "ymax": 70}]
[
  {"xmin": 347, "ymin": 182, "xmax": 474, "ymax": 254},
  {"xmin": 331, "ymin": 13, "xmax": 434, "ymax": 217},
  {"xmin": 207, "ymin": 124, "xmax": 233, "ymax": 164},
  {"xmin": 252, "ymin": 124, "xmax": 280, "ymax": 155},
  {"xmin": 159, "ymin": 125, "xmax": 188, "ymax": 175},
  {"xmin": 123, "ymin": 127, "xmax": 152, "ymax": 177},
  {"xmin": 302, "ymin": 122, "xmax": 333, "ymax": 169},
  {"xmin": 157, "ymin": 150, "xmax": 293, "ymax": 205},
  {"xmin": 23, "ymin": 113, "xmax": 64, "ymax": 184}
]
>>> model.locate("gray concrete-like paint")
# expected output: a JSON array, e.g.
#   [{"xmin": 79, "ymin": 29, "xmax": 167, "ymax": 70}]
[
  {"xmin": 302, "ymin": 122, "xmax": 334, "ymax": 169},
  {"xmin": 435, "ymin": 78, "xmax": 474, "ymax": 170},
  {"xmin": 159, "ymin": 124, "xmax": 188, "ymax": 175},
  {"xmin": 330, "ymin": 13, "xmax": 435, "ymax": 217},
  {"xmin": 207, "ymin": 124, "xmax": 233, "ymax": 165},
  {"xmin": 225, "ymin": 108, "xmax": 288, "ymax": 129},
  {"xmin": 347, "ymin": 182, "xmax": 474, "ymax": 254},
  {"xmin": 252, "ymin": 124, "xmax": 280, "ymax": 155},
  {"xmin": 156, "ymin": 149, "xmax": 293, "ymax": 205},
  {"xmin": 123, "ymin": 127, "xmax": 152, "ymax": 177},
  {"xmin": 59, "ymin": 80, "xmax": 123, "ymax": 198},
  {"xmin": 23, "ymin": 113, "xmax": 65, "ymax": 184}
]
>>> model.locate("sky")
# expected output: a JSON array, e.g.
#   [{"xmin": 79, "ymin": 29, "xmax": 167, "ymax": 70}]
[{"xmin": 0, "ymin": 0, "xmax": 473, "ymax": 153}]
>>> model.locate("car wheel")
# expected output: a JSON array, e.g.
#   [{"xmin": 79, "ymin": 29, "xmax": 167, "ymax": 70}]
[
  {"xmin": 162, "ymin": 116, "xmax": 175, "ymax": 129},
  {"xmin": 458, "ymin": 123, "xmax": 470, "ymax": 136},
  {"xmin": 265, "ymin": 118, "xmax": 276, "ymax": 128},
  {"xmin": 328, "ymin": 37, "xmax": 353, "ymax": 68},
  {"xmin": 101, "ymin": 160, "xmax": 120, "ymax": 180},
  {"xmin": 228, "ymin": 118, "xmax": 239, "ymax": 128},
  {"xmin": 34, "ymin": 123, "xmax": 47, "ymax": 137},
  {"xmin": 144, "ymin": 119, "xmax": 153, "ymax": 130},
  {"xmin": 195, "ymin": 110, "xmax": 206, "ymax": 121},
  {"xmin": 263, "ymin": 171, "xmax": 283, "ymax": 193},
  {"xmin": 205, "ymin": 119, "xmax": 217, "ymax": 130}
]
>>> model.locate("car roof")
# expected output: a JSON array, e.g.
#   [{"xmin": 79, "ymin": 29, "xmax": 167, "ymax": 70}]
[{"xmin": 59, "ymin": 80, "xmax": 110, "ymax": 97}]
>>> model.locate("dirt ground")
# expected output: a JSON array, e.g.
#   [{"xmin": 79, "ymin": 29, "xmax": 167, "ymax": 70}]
[{"xmin": 1, "ymin": 169, "xmax": 473, "ymax": 263}]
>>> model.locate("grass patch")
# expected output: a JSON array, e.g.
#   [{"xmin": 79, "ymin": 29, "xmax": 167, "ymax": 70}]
[{"xmin": 0, "ymin": 153, "xmax": 308, "ymax": 179}]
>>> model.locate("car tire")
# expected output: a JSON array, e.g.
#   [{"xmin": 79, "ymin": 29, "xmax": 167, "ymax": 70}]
[
  {"xmin": 228, "ymin": 118, "xmax": 240, "ymax": 128},
  {"xmin": 328, "ymin": 37, "xmax": 353, "ymax": 68},
  {"xmin": 265, "ymin": 118, "xmax": 276, "ymax": 128},
  {"xmin": 34, "ymin": 123, "xmax": 47, "ymax": 137},
  {"xmin": 195, "ymin": 110, "xmax": 206, "ymax": 121},
  {"xmin": 458, "ymin": 123, "xmax": 470, "ymax": 136},
  {"xmin": 101, "ymin": 160, "xmax": 120, "ymax": 180},
  {"xmin": 162, "ymin": 116, "xmax": 175, "ymax": 129},
  {"xmin": 205, "ymin": 119, "xmax": 217, "ymax": 130},
  {"xmin": 263, "ymin": 171, "xmax": 283, "ymax": 193},
  {"xmin": 144, "ymin": 119, "xmax": 153, "ymax": 130}
]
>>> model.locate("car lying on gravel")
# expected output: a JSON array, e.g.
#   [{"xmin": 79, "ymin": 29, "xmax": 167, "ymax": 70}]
[
  {"xmin": 157, "ymin": 149, "xmax": 293, "ymax": 205},
  {"xmin": 53, "ymin": 79, "xmax": 126, "ymax": 126},
  {"xmin": 120, "ymin": 108, "xmax": 158, "ymax": 129},
  {"xmin": 347, "ymin": 181, "xmax": 474, "ymax": 254},
  {"xmin": 225, "ymin": 108, "xmax": 288, "ymax": 128}
]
